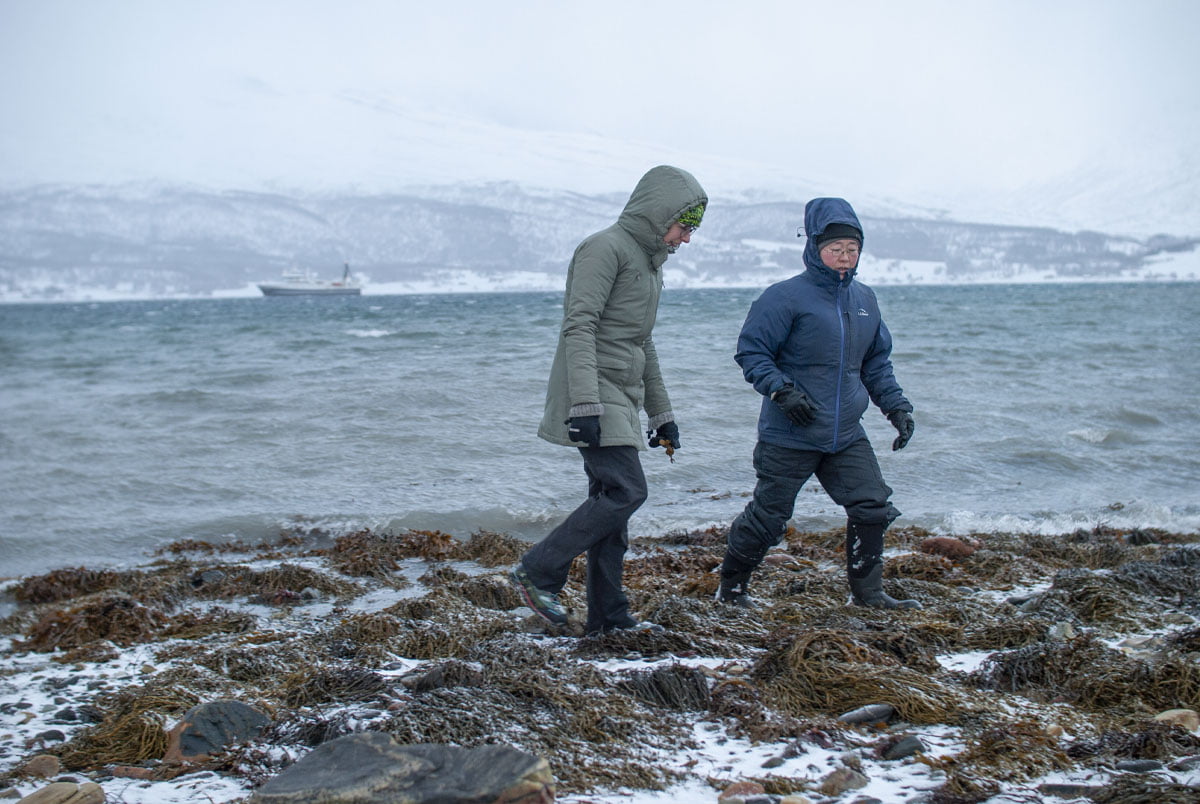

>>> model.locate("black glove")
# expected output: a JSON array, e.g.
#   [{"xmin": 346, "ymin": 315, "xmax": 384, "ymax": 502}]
[
  {"xmin": 566, "ymin": 415, "xmax": 601, "ymax": 448},
  {"xmin": 773, "ymin": 386, "xmax": 816, "ymax": 426},
  {"xmin": 888, "ymin": 410, "xmax": 915, "ymax": 451},
  {"xmin": 648, "ymin": 421, "xmax": 680, "ymax": 450}
]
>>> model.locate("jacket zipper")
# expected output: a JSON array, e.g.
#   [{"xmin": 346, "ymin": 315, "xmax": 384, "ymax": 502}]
[{"xmin": 832, "ymin": 285, "xmax": 847, "ymax": 452}]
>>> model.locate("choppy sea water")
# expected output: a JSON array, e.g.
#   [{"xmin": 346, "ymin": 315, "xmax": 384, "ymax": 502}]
[{"xmin": 2, "ymin": 283, "xmax": 1198, "ymax": 578}]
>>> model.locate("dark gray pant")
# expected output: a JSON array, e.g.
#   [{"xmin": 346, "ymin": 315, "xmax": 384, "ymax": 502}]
[
  {"xmin": 724, "ymin": 438, "xmax": 899, "ymax": 574},
  {"xmin": 520, "ymin": 446, "xmax": 648, "ymax": 633}
]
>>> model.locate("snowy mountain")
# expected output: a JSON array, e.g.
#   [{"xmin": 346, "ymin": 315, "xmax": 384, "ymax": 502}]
[{"xmin": 1, "ymin": 182, "xmax": 1196, "ymax": 302}]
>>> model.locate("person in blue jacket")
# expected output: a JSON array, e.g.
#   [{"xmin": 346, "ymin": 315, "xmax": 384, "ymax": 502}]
[{"xmin": 716, "ymin": 197, "xmax": 920, "ymax": 610}]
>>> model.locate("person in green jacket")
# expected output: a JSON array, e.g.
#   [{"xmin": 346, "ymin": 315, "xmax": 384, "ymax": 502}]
[{"xmin": 510, "ymin": 165, "xmax": 708, "ymax": 635}]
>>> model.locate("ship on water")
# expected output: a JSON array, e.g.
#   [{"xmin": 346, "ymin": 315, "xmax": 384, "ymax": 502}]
[{"xmin": 257, "ymin": 263, "xmax": 361, "ymax": 296}]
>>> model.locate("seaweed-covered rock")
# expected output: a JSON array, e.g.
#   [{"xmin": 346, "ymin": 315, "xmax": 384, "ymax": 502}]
[{"xmin": 248, "ymin": 732, "xmax": 553, "ymax": 803}]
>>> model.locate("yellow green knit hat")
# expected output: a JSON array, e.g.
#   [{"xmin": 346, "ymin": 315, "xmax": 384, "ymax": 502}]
[{"xmin": 677, "ymin": 203, "xmax": 705, "ymax": 229}]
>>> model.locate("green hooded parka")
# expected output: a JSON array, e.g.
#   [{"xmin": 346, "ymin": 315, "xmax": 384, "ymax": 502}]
[{"xmin": 537, "ymin": 165, "xmax": 707, "ymax": 449}]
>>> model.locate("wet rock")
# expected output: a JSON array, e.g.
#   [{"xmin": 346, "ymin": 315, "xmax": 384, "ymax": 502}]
[
  {"xmin": 1153, "ymin": 708, "xmax": 1200, "ymax": 731},
  {"xmin": 19, "ymin": 755, "xmax": 60, "ymax": 778},
  {"xmin": 818, "ymin": 767, "xmax": 869, "ymax": 796},
  {"xmin": 248, "ymin": 733, "xmax": 553, "ymax": 804},
  {"xmin": 919, "ymin": 537, "xmax": 976, "ymax": 559},
  {"xmin": 163, "ymin": 700, "xmax": 271, "ymax": 763},
  {"xmin": 1168, "ymin": 754, "xmax": 1200, "ymax": 771},
  {"xmin": 837, "ymin": 703, "xmax": 894, "ymax": 725},
  {"xmin": 881, "ymin": 735, "xmax": 925, "ymax": 761},
  {"xmin": 52, "ymin": 709, "xmax": 76, "ymax": 722},
  {"xmin": 760, "ymin": 756, "xmax": 785, "ymax": 769},
  {"xmin": 15, "ymin": 781, "xmax": 104, "ymax": 804},
  {"xmin": 1036, "ymin": 787, "xmax": 1099, "ymax": 801},
  {"xmin": 718, "ymin": 781, "xmax": 765, "ymax": 801},
  {"xmin": 1115, "ymin": 759, "xmax": 1164, "ymax": 772},
  {"xmin": 34, "ymin": 730, "xmax": 65, "ymax": 744},
  {"xmin": 399, "ymin": 661, "xmax": 485, "ymax": 693}
]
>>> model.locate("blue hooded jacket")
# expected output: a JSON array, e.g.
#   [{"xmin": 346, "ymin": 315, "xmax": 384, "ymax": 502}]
[{"xmin": 736, "ymin": 197, "xmax": 912, "ymax": 452}]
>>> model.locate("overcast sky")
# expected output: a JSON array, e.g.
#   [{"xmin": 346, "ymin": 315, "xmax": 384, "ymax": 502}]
[{"xmin": 1, "ymin": 0, "xmax": 1197, "ymax": 226}]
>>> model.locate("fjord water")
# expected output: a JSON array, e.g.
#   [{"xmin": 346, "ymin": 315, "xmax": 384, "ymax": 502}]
[{"xmin": 2, "ymin": 283, "xmax": 1198, "ymax": 577}]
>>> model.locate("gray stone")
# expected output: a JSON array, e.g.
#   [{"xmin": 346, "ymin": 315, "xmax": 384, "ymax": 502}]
[
  {"xmin": 760, "ymin": 756, "xmax": 785, "ymax": 769},
  {"xmin": 881, "ymin": 735, "xmax": 926, "ymax": 761},
  {"xmin": 1168, "ymin": 754, "xmax": 1200, "ymax": 771},
  {"xmin": 15, "ymin": 782, "xmax": 104, "ymax": 804},
  {"xmin": 164, "ymin": 700, "xmax": 271, "ymax": 763},
  {"xmin": 249, "ymin": 732, "xmax": 553, "ymax": 804},
  {"xmin": 837, "ymin": 704, "xmax": 895, "ymax": 725},
  {"xmin": 1115, "ymin": 759, "xmax": 1163, "ymax": 772},
  {"xmin": 818, "ymin": 767, "xmax": 869, "ymax": 796},
  {"xmin": 1037, "ymin": 783, "xmax": 1104, "ymax": 797}
]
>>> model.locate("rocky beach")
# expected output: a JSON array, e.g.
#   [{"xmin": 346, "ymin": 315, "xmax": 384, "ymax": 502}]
[{"xmin": 1, "ymin": 523, "xmax": 1198, "ymax": 803}]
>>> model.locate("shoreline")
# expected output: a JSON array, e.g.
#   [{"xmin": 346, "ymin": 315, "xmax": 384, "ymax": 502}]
[{"xmin": 2, "ymin": 524, "xmax": 1199, "ymax": 802}]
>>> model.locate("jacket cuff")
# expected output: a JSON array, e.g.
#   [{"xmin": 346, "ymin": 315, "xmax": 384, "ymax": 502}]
[
  {"xmin": 646, "ymin": 411, "xmax": 674, "ymax": 430},
  {"xmin": 569, "ymin": 403, "xmax": 604, "ymax": 418}
]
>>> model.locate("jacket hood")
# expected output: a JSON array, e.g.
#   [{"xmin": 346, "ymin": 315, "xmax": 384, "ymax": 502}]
[
  {"xmin": 617, "ymin": 165, "xmax": 708, "ymax": 262},
  {"xmin": 802, "ymin": 197, "xmax": 864, "ymax": 282}
]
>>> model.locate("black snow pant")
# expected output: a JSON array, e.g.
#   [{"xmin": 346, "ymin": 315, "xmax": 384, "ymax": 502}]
[
  {"xmin": 519, "ymin": 445, "xmax": 648, "ymax": 633},
  {"xmin": 722, "ymin": 438, "xmax": 899, "ymax": 581}
]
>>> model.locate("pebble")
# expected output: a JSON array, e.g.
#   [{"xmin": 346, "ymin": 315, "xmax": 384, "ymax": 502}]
[
  {"xmin": 1115, "ymin": 759, "xmax": 1163, "ymax": 772},
  {"xmin": 718, "ymin": 781, "xmax": 765, "ymax": 801},
  {"xmin": 818, "ymin": 767, "xmax": 869, "ymax": 796},
  {"xmin": 1153, "ymin": 708, "xmax": 1200, "ymax": 731},
  {"xmin": 837, "ymin": 703, "xmax": 894, "ymax": 725},
  {"xmin": 881, "ymin": 735, "xmax": 926, "ymax": 761},
  {"xmin": 19, "ymin": 755, "xmax": 60, "ymax": 778},
  {"xmin": 761, "ymin": 756, "xmax": 785, "ymax": 769}
]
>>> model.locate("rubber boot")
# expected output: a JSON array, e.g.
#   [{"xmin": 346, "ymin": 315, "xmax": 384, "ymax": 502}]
[
  {"xmin": 716, "ymin": 553, "xmax": 757, "ymax": 609},
  {"xmin": 846, "ymin": 521, "xmax": 921, "ymax": 610}
]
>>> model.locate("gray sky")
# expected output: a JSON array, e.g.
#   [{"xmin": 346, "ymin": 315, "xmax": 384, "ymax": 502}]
[{"xmin": 1, "ymin": 0, "xmax": 1197, "ymax": 228}]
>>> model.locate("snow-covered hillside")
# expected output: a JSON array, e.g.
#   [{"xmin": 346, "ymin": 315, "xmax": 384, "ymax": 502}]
[{"xmin": 0, "ymin": 182, "xmax": 1196, "ymax": 302}]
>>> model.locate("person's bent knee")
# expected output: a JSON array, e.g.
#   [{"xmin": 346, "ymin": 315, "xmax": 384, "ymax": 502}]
[{"xmin": 845, "ymin": 501, "xmax": 900, "ymax": 526}]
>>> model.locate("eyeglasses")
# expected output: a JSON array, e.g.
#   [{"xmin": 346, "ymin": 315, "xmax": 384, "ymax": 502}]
[{"xmin": 821, "ymin": 245, "xmax": 860, "ymax": 258}]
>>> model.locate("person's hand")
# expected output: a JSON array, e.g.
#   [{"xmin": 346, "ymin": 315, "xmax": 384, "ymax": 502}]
[
  {"xmin": 888, "ymin": 410, "xmax": 914, "ymax": 451},
  {"xmin": 648, "ymin": 421, "xmax": 680, "ymax": 450},
  {"xmin": 566, "ymin": 416, "xmax": 601, "ymax": 448},
  {"xmin": 773, "ymin": 386, "xmax": 816, "ymax": 426}
]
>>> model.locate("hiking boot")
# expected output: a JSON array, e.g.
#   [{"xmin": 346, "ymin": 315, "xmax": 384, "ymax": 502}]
[{"xmin": 509, "ymin": 566, "xmax": 568, "ymax": 625}]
